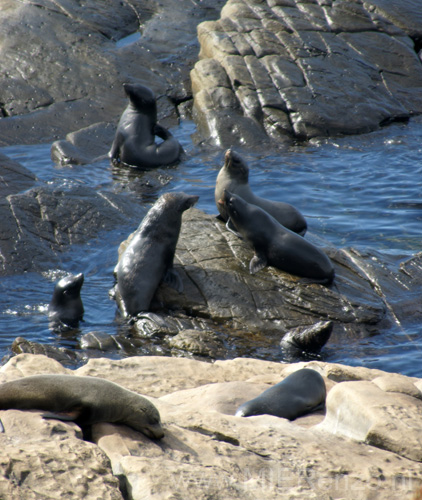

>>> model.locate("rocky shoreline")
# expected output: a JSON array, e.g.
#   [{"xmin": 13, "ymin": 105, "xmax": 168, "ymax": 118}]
[
  {"xmin": 1, "ymin": 0, "xmax": 422, "ymax": 498},
  {"xmin": 1, "ymin": 353, "xmax": 422, "ymax": 499}
]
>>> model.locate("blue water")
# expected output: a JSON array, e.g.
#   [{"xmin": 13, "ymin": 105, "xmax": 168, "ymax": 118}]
[{"xmin": 0, "ymin": 118, "xmax": 421, "ymax": 375}]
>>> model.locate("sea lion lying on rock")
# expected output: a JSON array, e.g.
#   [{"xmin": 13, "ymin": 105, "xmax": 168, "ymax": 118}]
[
  {"xmin": 222, "ymin": 190, "xmax": 335, "ymax": 284},
  {"xmin": 236, "ymin": 368, "xmax": 326, "ymax": 420},
  {"xmin": 0, "ymin": 374, "xmax": 164, "ymax": 439}
]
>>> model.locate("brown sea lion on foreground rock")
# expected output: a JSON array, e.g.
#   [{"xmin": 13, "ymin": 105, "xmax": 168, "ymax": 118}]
[{"xmin": 0, "ymin": 374, "xmax": 164, "ymax": 439}]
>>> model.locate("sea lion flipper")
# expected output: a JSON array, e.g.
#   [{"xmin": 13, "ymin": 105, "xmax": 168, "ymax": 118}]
[
  {"xmin": 250, "ymin": 253, "xmax": 267, "ymax": 274},
  {"xmin": 0, "ymin": 418, "xmax": 4, "ymax": 433},
  {"xmin": 163, "ymin": 268, "xmax": 184, "ymax": 293},
  {"xmin": 226, "ymin": 218, "xmax": 242, "ymax": 238},
  {"xmin": 41, "ymin": 405, "xmax": 84, "ymax": 422}
]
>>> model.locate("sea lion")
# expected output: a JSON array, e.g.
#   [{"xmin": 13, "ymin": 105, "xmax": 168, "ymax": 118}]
[
  {"xmin": 222, "ymin": 190, "xmax": 335, "ymax": 284},
  {"xmin": 113, "ymin": 192, "xmax": 199, "ymax": 317},
  {"xmin": 235, "ymin": 368, "xmax": 326, "ymax": 420},
  {"xmin": 48, "ymin": 273, "xmax": 84, "ymax": 328},
  {"xmin": 109, "ymin": 83, "xmax": 182, "ymax": 168},
  {"xmin": 215, "ymin": 149, "xmax": 307, "ymax": 235},
  {"xmin": 0, "ymin": 374, "xmax": 164, "ymax": 439}
]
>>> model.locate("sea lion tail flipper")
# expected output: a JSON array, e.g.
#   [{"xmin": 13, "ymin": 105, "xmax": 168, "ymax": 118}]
[
  {"xmin": 0, "ymin": 418, "xmax": 4, "ymax": 433},
  {"xmin": 250, "ymin": 254, "xmax": 268, "ymax": 274},
  {"xmin": 163, "ymin": 268, "xmax": 184, "ymax": 293},
  {"xmin": 226, "ymin": 218, "xmax": 242, "ymax": 238}
]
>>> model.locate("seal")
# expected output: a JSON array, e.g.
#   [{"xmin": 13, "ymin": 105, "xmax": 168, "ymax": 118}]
[
  {"xmin": 215, "ymin": 149, "xmax": 307, "ymax": 235},
  {"xmin": 114, "ymin": 192, "xmax": 199, "ymax": 317},
  {"xmin": 109, "ymin": 83, "xmax": 182, "ymax": 168},
  {"xmin": 222, "ymin": 190, "xmax": 335, "ymax": 284},
  {"xmin": 235, "ymin": 368, "xmax": 326, "ymax": 420},
  {"xmin": 0, "ymin": 374, "xmax": 164, "ymax": 439},
  {"xmin": 48, "ymin": 273, "xmax": 84, "ymax": 328}
]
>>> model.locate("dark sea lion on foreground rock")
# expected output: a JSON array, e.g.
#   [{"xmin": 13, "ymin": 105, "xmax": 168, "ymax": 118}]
[
  {"xmin": 48, "ymin": 273, "xmax": 84, "ymax": 328},
  {"xmin": 0, "ymin": 374, "xmax": 164, "ymax": 439},
  {"xmin": 236, "ymin": 368, "xmax": 326, "ymax": 420},
  {"xmin": 222, "ymin": 190, "xmax": 335, "ymax": 284},
  {"xmin": 215, "ymin": 149, "xmax": 307, "ymax": 235},
  {"xmin": 109, "ymin": 83, "xmax": 182, "ymax": 168},
  {"xmin": 113, "ymin": 192, "xmax": 199, "ymax": 317}
]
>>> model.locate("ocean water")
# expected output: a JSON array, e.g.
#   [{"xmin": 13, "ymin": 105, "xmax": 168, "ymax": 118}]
[{"xmin": 0, "ymin": 118, "xmax": 421, "ymax": 375}]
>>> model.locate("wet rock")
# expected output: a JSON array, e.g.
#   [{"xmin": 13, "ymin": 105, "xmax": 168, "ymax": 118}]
[
  {"xmin": 0, "ymin": 180, "xmax": 145, "ymax": 275},
  {"xmin": 169, "ymin": 329, "xmax": 227, "ymax": 358},
  {"xmin": 11, "ymin": 337, "xmax": 83, "ymax": 366},
  {"xmin": 2, "ymin": 354, "xmax": 421, "ymax": 499},
  {"xmin": 0, "ymin": 0, "xmax": 226, "ymax": 147},
  {"xmin": 191, "ymin": 0, "xmax": 422, "ymax": 146}
]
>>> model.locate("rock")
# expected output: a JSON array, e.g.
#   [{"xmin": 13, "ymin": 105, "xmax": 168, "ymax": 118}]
[
  {"xmin": 0, "ymin": 179, "xmax": 145, "ymax": 275},
  {"xmin": 169, "ymin": 329, "xmax": 227, "ymax": 358},
  {"xmin": 0, "ymin": 0, "xmax": 226, "ymax": 147},
  {"xmin": 118, "ymin": 208, "xmax": 391, "ymax": 352},
  {"xmin": 1, "ymin": 353, "xmax": 422, "ymax": 499},
  {"xmin": 191, "ymin": 0, "xmax": 422, "ymax": 146},
  {"xmin": 319, "ymin": 380, "xmax": 422, "ymax": 461},
  {"xmin": 11, "ymin": 337, "xmax": 84, "ymax": 366}
]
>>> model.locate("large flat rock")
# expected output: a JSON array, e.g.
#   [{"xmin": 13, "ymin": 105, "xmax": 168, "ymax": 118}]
[{"xmin": 1, "ymin": 354, "xmax": 422, "ymax": 499}]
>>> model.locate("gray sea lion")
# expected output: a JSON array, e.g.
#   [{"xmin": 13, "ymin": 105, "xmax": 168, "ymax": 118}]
[
  {"xmin": 235, "ymin": 368, "xmax": 326, "ymax": 420},
  {"xmin": 109, "ymin": 83, "xmax": 182, "ymax": 168},
  {"xmin": 0, "ymin": 374, "xmax": 164, "ymax": 439},
  {"xmin": 114, "ymin": 192, "xmax": 199, "ymax": 317},
  {"xmin": 215, "ymin": 149, "xmax": 307, "ymax": 235},
  {"xmin": 48, "ymin": 273, "xmax": 84, "ymax": 328},
  {"xmin": 222, "ymin": 190, "xmax": 335, "ymax": 284}
]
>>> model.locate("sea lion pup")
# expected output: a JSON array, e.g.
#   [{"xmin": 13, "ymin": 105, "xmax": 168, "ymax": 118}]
[
  {"xmin": 222, "ymin": 190, "xmax": 335, "ymax": 284},
  {"xmin": 215, "ymin": 149, "xmax": 307, "ymax": 236},
  {"xmin": 0, "ymin": 374, "xmax": 164, "ymax": 439},
  {"xmin": 109, "ymin": 83, "xmax": 182, "ymax": 168},
  {"xmin": 235, "ymin": 368, "xmax": 326, "ymax": 420},
  {"xmin": 48, "ymin": 273, "xmax": 84, "ymax": 328},
  {"xmin": 114, "ymin": 192, "xmax": 199, "ymax": 317}
]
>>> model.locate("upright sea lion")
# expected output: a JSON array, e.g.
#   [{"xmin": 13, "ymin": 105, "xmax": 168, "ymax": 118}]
[
  {"xmin": 109, "ymin": 83, "xmax": 182, "ymax": 168},
  {"xmin": 235, "ymin": 368, "xmax": 326, "ymax": 420},
  {"xmin": 48, "ymin": 273, "xmax": 84, "ymax": 328},
  {"xmin": 0, "ymin": 374, "xmax": 164, "ymax": 439},
  {"xmin": 222, "ymin": 190, "xmax": 335, "ymax": 284},
  {"xmin": 215, "ymin": 149, "xmax": 307, "ymax": 235},
  {"xmin": 113, "ymin": 192, "xmax": 199, "ymax": 317}
]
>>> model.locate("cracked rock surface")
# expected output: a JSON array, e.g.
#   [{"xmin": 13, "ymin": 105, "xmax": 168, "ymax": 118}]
[
  {"xmin": 191, "ymin": 0, "xmax": 422, "ymax": 147},
  {"xmin": 1, "ymin": 353, "xmax": 421, "ymax": 499}
]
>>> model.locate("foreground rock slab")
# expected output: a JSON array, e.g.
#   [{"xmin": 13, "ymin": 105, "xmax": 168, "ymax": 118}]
[
  {"xmin": 191, "ymin": 0, "xmax": 422, "ymax": 147},
  {"xmin": 1, "ymin": 354, "xmax": 422, "ymax": 499}
]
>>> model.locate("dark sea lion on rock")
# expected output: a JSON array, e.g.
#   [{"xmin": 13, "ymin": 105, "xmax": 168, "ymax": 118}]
[
  {"xmin": 48, "ymin": 273, "xmax": 84, "ymax": 328},
  {"xmin": 235, "ymin": 368, "xmax": 326, "ymax": 420},
  {"xmin": 109, "ymin": 83, "xmax": 182, "ymax": 168},
  {"xmin": 215, "ymin": 149, "xmax": 307, "ymax": 235},
  {"xmin": 222, "ymin": 190, "xmax": 335, "ymax": 284},
  {"xmin": 114, "ymin": 192, "xmax": 199, "ymax": 317},
  {"xmin": 0, "ymin": 374, "xmax": 164, "ymax": 439}
]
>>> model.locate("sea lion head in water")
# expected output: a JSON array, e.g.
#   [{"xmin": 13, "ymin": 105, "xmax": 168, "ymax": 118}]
[{"xmin": 48, "ymin": 273, "xmax": 84, "ymax": 328}]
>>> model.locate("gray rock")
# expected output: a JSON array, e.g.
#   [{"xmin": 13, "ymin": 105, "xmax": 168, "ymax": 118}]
[{"xmin": 191, "ymin": 0, "xmax": 422, "ymax": 146}]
